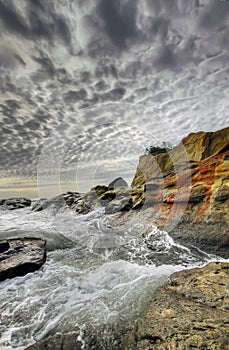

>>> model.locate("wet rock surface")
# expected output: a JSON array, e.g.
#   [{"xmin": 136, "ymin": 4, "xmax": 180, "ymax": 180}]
[
  {"xmin": 0, "ymin": 197, "xmax": 31, "ymax": 210},
  {"xmin": 29, "ymin": 262, "xmax": 229, "ymax": 350},
  {"xmin": 0, "ymin": 238, "xmax": 46, "ymax": 281},
  {"xmin": 25, "ymin": 332, "xmax": 82, "ymax": 350},
  {"xmin": 0, "ymin": 240, "xmax": 10, "ymax": 253},
  {"xmin": 169, "ymin": 221, "xmax": 229, "ymax": 258},
  {"xmin": 121, "ymin": 262, "xmax": 229, "ymax": 350}
]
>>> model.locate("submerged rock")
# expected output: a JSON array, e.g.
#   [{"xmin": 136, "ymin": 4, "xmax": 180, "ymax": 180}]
[
  {"xmin": 0, "ymin": 238, "xmax": 46, "ymax": 281},
  {"xmin": 121, "ymin": 262, "xmax": 229, "ymax": 350}
]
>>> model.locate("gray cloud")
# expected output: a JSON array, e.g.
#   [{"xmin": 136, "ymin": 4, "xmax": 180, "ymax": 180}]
[
  {"xmin": 154, "ymin": 45, "xmax": 177, "ymax": 71},
  {"xmin": 0, "ymin": 0, "xmax": 71, "ymax": 44},
  {"xmin": 97, "ymin": 0, "xmax": 138, "ymax": 48},
  {"xmin": 0, "ymin": 0, "xmax": 228, "ymax": 196},
  {"xmin": 199, "ymin": 0, "xmax": 229, "ymax": 31}
]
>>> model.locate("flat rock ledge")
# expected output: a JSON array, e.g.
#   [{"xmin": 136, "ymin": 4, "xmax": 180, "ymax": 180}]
[
  {"xmin": 0, "ymin": 238, "xmax": 46, "ymax": 282},
  {"xmin": 121, "ymin": 261, "xmax": 229, "ymax": 350}
]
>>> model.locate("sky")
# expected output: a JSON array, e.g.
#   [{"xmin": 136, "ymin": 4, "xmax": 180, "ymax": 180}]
[{"xmin": 0, "ymin": 0, "xmax": 228, "ymax": 198}]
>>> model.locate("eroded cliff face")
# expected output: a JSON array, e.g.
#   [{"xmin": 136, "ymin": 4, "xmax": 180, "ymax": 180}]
[{"xmin": 131, "ymin": 127, "xmax": 229, "ymax": 226}]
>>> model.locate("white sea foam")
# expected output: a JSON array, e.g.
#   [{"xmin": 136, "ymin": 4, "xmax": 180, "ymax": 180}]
[{"xmin": 0, "ymin": 206, "xmax": 217, "ymax": 349}]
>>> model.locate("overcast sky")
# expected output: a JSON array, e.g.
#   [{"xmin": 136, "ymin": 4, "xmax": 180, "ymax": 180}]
[{"xmin": 0, "ymin": 0, "xmax": 228, "ymax": 198}]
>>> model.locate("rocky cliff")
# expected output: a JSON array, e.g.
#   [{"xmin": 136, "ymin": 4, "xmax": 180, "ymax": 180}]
[
  {"xmin": 131, "ymin": 126, "xmax": 229, "ymax": 225},
  {"xmin": 29, "ymin": 127, "xmax": 228, "ymax": 257}
]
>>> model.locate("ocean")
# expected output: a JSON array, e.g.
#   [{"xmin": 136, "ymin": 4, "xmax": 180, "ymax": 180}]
[{"xmin": 0, "ymin": 201, "xmax": 219, "ymax": 349}]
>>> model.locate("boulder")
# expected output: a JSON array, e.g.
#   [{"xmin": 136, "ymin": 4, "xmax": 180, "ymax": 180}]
[
  {"xmin": 32, "ymin": 193, "xmax": 92, "ymax": 215},
  {"xmin": 121, "ymin": 262, "xmax": 229, "ymax": 349},
  {"xmin": 108, "ymin": 177, "xmax": 128, "ymax": 190},
  {"xmin": 105, "ymin": 196, "xmax": 132, "ymax": 214},
  {"xmin": 0, "ymin": 238, "xmax": 46, "ymax": 281},
  {"xmin": 94, "ymin": 185, "xmax": 109, "ymax": 197},
  {"xmin": 100, "ymin": 188, "xmax": 132, "ymax": 214}
]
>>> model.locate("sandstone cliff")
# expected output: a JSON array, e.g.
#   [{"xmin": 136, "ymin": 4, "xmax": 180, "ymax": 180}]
[
  {"xmin": 131, "ymin": 127, "xmax": 229, "ymax": 226},
  {"xmin": 30, "ymin": 127, "xmax": 229, "ymax": 256}
]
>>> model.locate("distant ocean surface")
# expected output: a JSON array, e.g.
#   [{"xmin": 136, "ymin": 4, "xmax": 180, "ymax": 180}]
[{"xmin": 0, "ymin": 199, "xmax": 220, "ymax": 349}]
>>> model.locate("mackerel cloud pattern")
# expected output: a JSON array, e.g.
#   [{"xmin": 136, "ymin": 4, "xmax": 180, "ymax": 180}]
[{"xmin": 0, "ymin": 0, "xmax": 228, "ymax": 190}]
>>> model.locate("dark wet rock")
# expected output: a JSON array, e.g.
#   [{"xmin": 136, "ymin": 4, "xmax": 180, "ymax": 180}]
[
  {"xmin": 108, "ymin": 177, "xmax": 128, "ymax": 190},
  {"xmin": 25, "ymin": 331, "xmax": 82, "ymax": 350},
  {"xmin": 100, "ymin": 190, "xmax": 117, "ymax": 202},
  {"xmin": 132, "ymin": 197, "xmax": 144, "ymax": 210},
  {"xmin": 32, "ymin": 193, "xmax": 81, "ymax": 213},
  {"xmin": 169, "ymin": 221, "xmax": 229, "ymax": 258},
  {"xmin": 94, "ymin": 185, "xmax": 109, "ymax": 197},
  {"xmin": 105, "ymin": 192, "xmax": 133, "ymax": 214},
  {"xmin": 0, "ymin": 230, "xmax": 74, "ymax": 252},
  {"xmin": 121, "ymin": 262, "xmax": 229, "ymax": 350},
  {"xmin": 188, "ymin": 184, "xmax": 207, "ymax": 203},
  {"xmin": 95, "ymin": 187, "xmax": 133, "ymax": 214},
  {"xmin": 0, "ymin": 240, "xmax": 9, "ymax": 253},
  {"xmin": 0, "ymin": 197, "xmax": 31, "ymax": 210},
  {"xmin": 0, "ymin": 238, "xmax": 46, "ymax": 281},
  {"xmin": 105, "ymin": 196, "xmax": 132, "ymax": 214},
  {"xmin": 31, "ymin": 197, "xmax": 62, "ymax": 212},
  {"xmin": 32, "ymin": 192, "xmax": 92, "ymax": 215},
  {"xmin": 214, "ymin": 185, "xmax": 229, "ymax": 202}
]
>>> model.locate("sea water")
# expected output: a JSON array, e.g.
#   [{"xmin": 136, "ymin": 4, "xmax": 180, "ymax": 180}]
[{"xmin": 0, "ymin": 203, "xmax": 218, "ymax": 349}]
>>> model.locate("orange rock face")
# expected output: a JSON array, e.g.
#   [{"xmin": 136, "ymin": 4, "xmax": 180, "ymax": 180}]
[{"xmin": 131, "ymin": 127, "xmax": 229, "ymax": 227}]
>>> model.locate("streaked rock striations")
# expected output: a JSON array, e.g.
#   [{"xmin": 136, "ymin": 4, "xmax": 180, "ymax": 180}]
[{"xmin": 131, "ymin": 126, "xmax": 229, "ymax": 225}]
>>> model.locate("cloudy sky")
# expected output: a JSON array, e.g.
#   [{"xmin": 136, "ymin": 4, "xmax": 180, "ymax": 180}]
[{"xmin": 0, "ymin": 0, "xmax": 228, "ymax": 198}]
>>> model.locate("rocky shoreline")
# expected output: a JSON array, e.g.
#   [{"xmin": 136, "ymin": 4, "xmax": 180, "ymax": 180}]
[
  {"xmin": 121, "ymin": 262, "xmax": 229, "ymax": 350},
  {"xmin": 0, "ymin": 127, "xmax": 228, "ymax": 349},
  {"xmin": 0, "ymin": 238, "xmax": 46, "ymax": 282},
  {"xmin": 24, "ymin": 262, "xmax": 229, "ymax": 350}
]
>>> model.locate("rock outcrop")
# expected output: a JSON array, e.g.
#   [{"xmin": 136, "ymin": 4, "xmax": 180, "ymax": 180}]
[
  {"xmin": 121, "ymin": 262, "xmax": 229, "ymax": 350},
  {"xmin": 0, "ymin": 238, "xmax": 46, "ymax": 281},
  {"xmin": 0, "ymin": 197, "xmax": 31, "ymax": 210},
  {"xmin": 31, "ymin": 128, "xmax": 228, "ymax": 256},
  {"xmin": 108, "ymin": 177, "xmax": 128, "ymax": 190},
  {"xmin": 60, "ymin": 127, "xmax": 228, "ymax": 227},
  {"xmin": 131, "ymin": 126, "xmax": 229, "ymax": 225}
]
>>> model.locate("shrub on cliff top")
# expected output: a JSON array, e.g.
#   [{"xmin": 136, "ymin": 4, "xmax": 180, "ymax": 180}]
[{"xmin": 145, "ymin": 142, "xmax": 172, "ymax": 155}]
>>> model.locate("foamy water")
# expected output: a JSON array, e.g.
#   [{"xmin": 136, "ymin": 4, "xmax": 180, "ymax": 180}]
[{"xmin": 0, "ymin": 204, "xmax": 217, "ymax": 349}]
